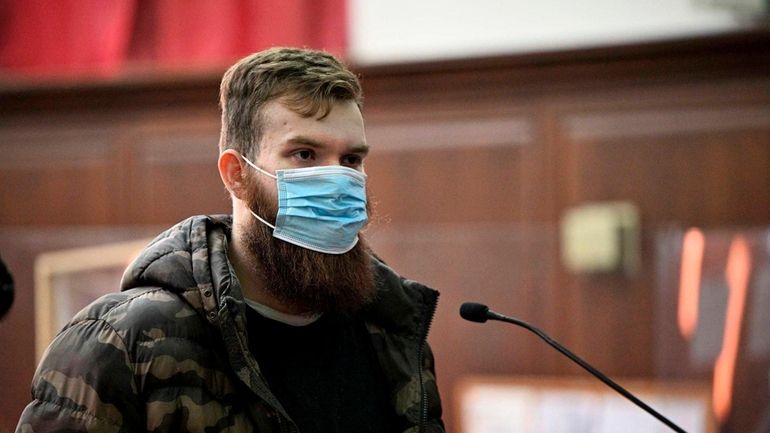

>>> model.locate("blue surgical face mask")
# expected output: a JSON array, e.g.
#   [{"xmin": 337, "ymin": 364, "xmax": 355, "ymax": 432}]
[{"xmin": 241, "ymin": 154, "xmax": 368, "ymax": 254}]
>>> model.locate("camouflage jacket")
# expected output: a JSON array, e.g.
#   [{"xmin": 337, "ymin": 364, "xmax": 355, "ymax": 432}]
[{"xmin": 17, "ymin": 215, "xmax": 444, "ymax": 433}]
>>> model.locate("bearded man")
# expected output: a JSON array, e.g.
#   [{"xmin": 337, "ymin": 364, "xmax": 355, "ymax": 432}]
[{"xmin": 17, "ymin": 48, "xmax": 444, "ymax": 433}]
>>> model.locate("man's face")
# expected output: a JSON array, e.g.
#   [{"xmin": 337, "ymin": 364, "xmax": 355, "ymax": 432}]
[
  {"xmin": 239, "ymin": 98, "xmax": 376, "ymax": 314},
  {"xmin": 252, "ymin": 98, "xmax": 369, "ymax": 193}
]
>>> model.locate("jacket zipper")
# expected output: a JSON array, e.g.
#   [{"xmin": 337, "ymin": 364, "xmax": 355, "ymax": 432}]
[
  {"xmin": 417, "ymin": 291, "xmax": 439, "ymax": 433},
  {"xmin": 223, "ymin": 298, "xmax": 297, "ymax": 433},
  {"xmin": 274, "ymin": 411, "xmax": 295, "ymax": 433}
]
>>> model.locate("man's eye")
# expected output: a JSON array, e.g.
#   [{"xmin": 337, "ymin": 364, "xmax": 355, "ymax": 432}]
[
  {"xmin": 342, "ymin": 155, "xmax": 362, "ymax": 166},
  {"xmin": 295, "ymin": 150, "xmax": 314, "ymax": 161}
]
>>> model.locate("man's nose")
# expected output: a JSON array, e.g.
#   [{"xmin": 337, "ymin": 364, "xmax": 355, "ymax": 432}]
[{"xmin": 319, "ymin": 156, "xmax": 343, "ymax": 166}]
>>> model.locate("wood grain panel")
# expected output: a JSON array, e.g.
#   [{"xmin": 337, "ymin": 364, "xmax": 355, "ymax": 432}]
[
  {"xmin": 366, "ymin": 115, "xmax": 534, "ymax": 152},
  {"xmin": 367, "ymin": 146, "xmax": 527, "ymax": 225},
  {"xmin": 0, "ymin": 127, "xmax": 121, "ymax": 225},
  {"xmin": 564, "ymin": 105, "xmax": 770, "ymax": 141},
  {"xmin": 561, "ymin": 121, "xmax": 770, "ymax": 227},
  {"xmin": 127, "ymin": 119, "xmax": 229, "ymax": 224}
]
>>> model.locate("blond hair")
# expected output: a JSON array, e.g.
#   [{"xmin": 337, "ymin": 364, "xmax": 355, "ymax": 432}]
[{"xmin": 218, "ymin": 47, "xmax": 362, "ymax": 157}]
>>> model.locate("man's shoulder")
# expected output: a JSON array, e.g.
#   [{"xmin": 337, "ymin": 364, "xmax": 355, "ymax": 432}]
[
  {"xmin": 366, "ymin": 256, "xmax": 439, "ymax": 333},
  {"xmin": 371, "ymin": 257, "xmax": 438, "ymax": 305},
  {"xmin": 51, "ymin": 287, "xmax": 222, "ymax": 373},
  {"xmin": 67, "ymin": 287, "xmax": 206, "ymax": 336}
]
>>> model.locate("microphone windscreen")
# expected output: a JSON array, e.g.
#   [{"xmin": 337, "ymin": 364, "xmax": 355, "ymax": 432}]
[
  {"xmin": 460, "ymin": 302, "xmax": 489, "ymax": 323},
  {"xmin": 0, "ymin": 256, "xmax": 13, "ymax": 320}
]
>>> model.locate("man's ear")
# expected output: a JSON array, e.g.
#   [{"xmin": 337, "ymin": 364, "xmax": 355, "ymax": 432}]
[{"xmin": 218, "ymin": 150, "xmax": 247, "ymax": 199}]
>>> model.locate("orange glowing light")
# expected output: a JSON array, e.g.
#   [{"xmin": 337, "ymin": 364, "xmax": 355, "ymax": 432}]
[
  {"xmin": 678, "ymin": 228, "xmax": 705, "ymax": 340},
  {"xmin": 712, "ymin": 235, "xmax": 751, "ymax": 424}
]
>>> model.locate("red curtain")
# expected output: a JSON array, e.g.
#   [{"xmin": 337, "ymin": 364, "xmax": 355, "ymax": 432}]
[{"xmin": 0, "ymin": 0, "xmax": 347, "ymax": 78}]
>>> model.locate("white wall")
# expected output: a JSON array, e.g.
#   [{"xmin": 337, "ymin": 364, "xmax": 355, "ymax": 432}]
[{"xmin": 349, "ymin": 0, "xmax": 751, "ymax": 65}]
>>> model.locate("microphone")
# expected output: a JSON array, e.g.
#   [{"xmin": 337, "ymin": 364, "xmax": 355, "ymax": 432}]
[
  {"xmin": 0, "ymin": 255, "xmax": 13, "ymax": 321},
  {"xmin": 460, "ymin": 302, "xmax": 687, "ymax": 433}
]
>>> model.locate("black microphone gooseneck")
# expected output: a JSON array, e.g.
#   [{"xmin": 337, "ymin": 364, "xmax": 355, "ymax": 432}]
[{"xmin": 459, "ymin": 302, "xmax": 687, "ymax": 433}]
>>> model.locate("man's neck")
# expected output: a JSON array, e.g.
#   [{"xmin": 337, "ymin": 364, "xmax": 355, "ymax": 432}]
[{"xmin": 228, "ymin": 220, "xmax": 307, "ymax": 316}]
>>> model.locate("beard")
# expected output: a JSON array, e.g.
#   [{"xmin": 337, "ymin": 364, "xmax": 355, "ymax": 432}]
[{"xmin": 240, "ymin": 170, "xmax": 377, "ymax": 315}]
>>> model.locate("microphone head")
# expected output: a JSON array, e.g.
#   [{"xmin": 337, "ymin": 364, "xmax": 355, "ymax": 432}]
[{"xmin": 460, "ymin": 302, "xmax": 490, "ymax": 323}]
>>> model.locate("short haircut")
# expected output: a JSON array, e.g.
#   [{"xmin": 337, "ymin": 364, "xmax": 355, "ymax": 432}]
[{"xmin": 218, "ymin": 47, "xmax": 363, "ymax": 157}]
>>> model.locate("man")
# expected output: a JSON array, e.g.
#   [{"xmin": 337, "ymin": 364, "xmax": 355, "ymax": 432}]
[{"xmin": 17, "ymin": 48, "xmax": 444, "ymax": 433}]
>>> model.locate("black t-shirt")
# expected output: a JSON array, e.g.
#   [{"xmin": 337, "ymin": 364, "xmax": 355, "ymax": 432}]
[{"xmin": 246, "ymin": 307, "xmax": 397, "ymax": 433}]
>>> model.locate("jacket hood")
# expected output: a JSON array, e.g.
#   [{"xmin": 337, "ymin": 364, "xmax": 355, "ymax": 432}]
[{"xmin": 121, "ymin": 215, "xmax": 234, "ymax": 319}]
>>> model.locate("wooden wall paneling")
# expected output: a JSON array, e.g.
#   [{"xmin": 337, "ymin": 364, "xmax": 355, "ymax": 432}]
[
  {"xmin": 561, "ymin": 105, "xmax": 770, "ymax": 226},
  {"xmin": 364, "ymin": 104, "xmax": 537, "ymax": 224},
  {"xmin": 0, "ymin": 122, "xmax": 125, "ymax": 225},
  {"xmin": 523, "ymin": 101, "xmax": 579, "ymax": 379},
  {"xmin": 366, "ymin": 141, "xmax": 530, "ymax": 225},
  {"xmin": 0, "ymin": 75, "xmax": 224, "ymax": 226},
  {"xmin": 126, "ymin": 112, "xmax": 228, "ymax": 224}
]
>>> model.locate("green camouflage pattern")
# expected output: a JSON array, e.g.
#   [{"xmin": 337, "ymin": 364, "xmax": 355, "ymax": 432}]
[{"xmin": 17, "ymin": 215, "xmax": 444, "ymax": 432}]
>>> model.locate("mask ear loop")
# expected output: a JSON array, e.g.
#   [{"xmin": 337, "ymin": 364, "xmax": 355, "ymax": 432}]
[
  {"xmin": 247, "ymin": 208, "xmax": 276, "ymax": 230},
  {"xmin": 240, "ymin": 154, "xmax": 277, "ymax": 230},
  {"xmin": 240, "ymin": 154, "xmax": 277, "ymax": 179}
]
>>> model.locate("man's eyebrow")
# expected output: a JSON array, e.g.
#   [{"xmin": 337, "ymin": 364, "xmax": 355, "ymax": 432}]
[
  {"xmin": 287, "ymin": 136, "xmax": 369, "ymax": 154},
  {"xmin": 287, "ymin": 136, "xmax": 324, "ymax": 148},
  {"xmin": 352, "ymin": 143, "xmax": 370, "ymax": 155}
]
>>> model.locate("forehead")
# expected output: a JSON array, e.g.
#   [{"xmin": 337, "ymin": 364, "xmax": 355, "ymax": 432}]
[{"xmin": 259, "ymin": 99, "xmax": 365, "ymax": 149}]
